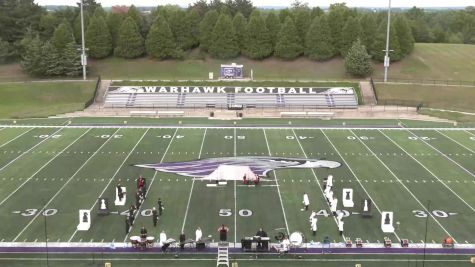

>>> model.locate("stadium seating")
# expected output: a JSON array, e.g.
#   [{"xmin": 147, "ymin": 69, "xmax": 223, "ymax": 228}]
[{"xmin": 104, "ymin": 89, "xmax": 358, "ymax": 109}]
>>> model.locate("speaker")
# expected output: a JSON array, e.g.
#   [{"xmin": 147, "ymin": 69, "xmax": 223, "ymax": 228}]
[
  {"xmin": 210, "ymin": 111, "xmax": 214, "ymax": 117},
  {"xmin": 241, "ymin": 239, "xmax": 252, "ymax": 250},
  {"xmin": 196, "ymin": 242, "xmax": 205, "ymax": 249}
]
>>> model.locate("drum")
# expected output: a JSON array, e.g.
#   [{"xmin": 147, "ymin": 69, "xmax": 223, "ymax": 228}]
[
  {"xmin": 146, "ymin": 236, "xmax": 155, "ymax": 248},
  {"xmin": 290, "ymin": 232, "xmax": 304, "ymax": 246},
  {"xmin": 130, "ymin": 236, "xmax": 140, "ymax": 248},
  {"xmin": 165, "ymin": 238, "xmax": 176, "ymax": 245},
  {"xmin": 138, "ymin": 238, "xmax": 147, "ymax": 250}
]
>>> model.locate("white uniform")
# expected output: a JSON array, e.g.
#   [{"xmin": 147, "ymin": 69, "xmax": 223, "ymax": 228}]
[
  {"xmin": 195, "ymin": 228, "xmax": 202, "ymax": 242},
  {"xmin": 330, "ymin": 198, "xmax": 338, "ymax": 213},
  {"xmin": 338, "ymin": 220, "xmax": 344, "ymax": 232},
  {"xmin": 281, "ymin": 238, "xmax": 290, "ymax": 252},
  {"xmin": 303, "ymin": 194, "xmax": 310, "ymax": 206},
  {"xmin": 159, "ymin": 232, "xmax": 167, "ymax": 246},
  {"xmin": 327, "ymin": 175, "xmax": 333, "ymax": 188},
  {"xmin": 327, "ymin": 190, "xmax": 334, "ymax": 202},
  {"xmin": 337, "ymin": 211, "xmax": 344, "ymax": 222},
  {"xmin": 310, "ymin": 216, "xmax": 318, "ymax": 232},
  {"xmin": 309, "ymin": 211, "xmax": 316, "ymax": 221}
]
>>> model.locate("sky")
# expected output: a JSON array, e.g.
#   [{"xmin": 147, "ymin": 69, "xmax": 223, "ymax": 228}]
[{"xmin": 34, "ymin": 0, "xmax": 474, "ymax": 7}]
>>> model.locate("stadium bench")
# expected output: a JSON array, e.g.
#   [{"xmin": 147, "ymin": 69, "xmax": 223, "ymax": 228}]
[
  {"xmin": 156, "ymin": 111, "xmax": 185, "ymax": 117},
  {"xmin": 280, "ymin": 111, "xmax": 334, "ymax": 119},
  {"xmin": 130, "ymin": 110, "xmax": 157, "ymax": 117}
]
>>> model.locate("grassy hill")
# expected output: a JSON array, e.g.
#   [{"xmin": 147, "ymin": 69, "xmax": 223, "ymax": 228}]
[
  {"xmin": 373, "ymin": 43, "xmax": 475, "ymax": 81},
  {"xmin": 0, "ymin": 81, "xmax": 96, "ymax": 118}
]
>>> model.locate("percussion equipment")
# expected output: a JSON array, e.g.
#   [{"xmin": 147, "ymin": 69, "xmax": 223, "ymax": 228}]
[
  {"xmin": 146, "ymin": 236, "xmax": 155, "ymax": 248},
  {"xmin": 290, "ymin": 232, "xmax": 304, "ymax": 246},
  {"xmin": 138, "ymin": 238, "xmax": 147, "ymax": 250},
  {"xmin": 165, "ymin": 238, "xmax": 176, "ymax": 244},
  {"xmin": 130, "ymin": 236, "xmax": 140, "ymax": 248}
]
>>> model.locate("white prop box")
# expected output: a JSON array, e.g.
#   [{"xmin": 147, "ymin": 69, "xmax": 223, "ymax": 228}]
[
  {"xmin": 381, "ymin": 211, "xmax": 395, "ymax": 233},
  {"xmin": 342, "ymin": 188, "xmax": 354, "ymax": 208},
  {"xmin": 77, "ymin": 209, "xmax": 91, "ymax": 231},
  {"xmin": 115, "ymin": 186, "xmax": 126, "ymax": 206}
]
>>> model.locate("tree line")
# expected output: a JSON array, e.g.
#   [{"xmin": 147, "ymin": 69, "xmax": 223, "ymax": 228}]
[{"xmin": 0, "ymin": 0, "xmax": 474, "ymax": 77}]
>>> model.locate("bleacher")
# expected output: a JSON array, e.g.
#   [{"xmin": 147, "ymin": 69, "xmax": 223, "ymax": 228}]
[{"xmin": 104, "ymin": 87, "xmax": 358, "ymax": 109}]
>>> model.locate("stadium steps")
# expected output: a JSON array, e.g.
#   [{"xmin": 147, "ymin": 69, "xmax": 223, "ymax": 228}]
[
  {"xmin": 276, "ymin": 94, "xmax": 285, "ymax": 107},
  {"xmin": 325, "ymin": 94, "xmax": 335, "ymax": 108},
  {"xmin": 216, "ymin": 242, "xmax": 229, "ymax": 267},
  {"xmin": 126, "ymin": 93, "xmax": 137, "ymax": 107},
  {"xmin": 177, "ymin": 93, "xmax": 186, "ymax": 107},
  {"xmin": 226, "ymin": 93, "xmax": 235, "ymax": 106}
]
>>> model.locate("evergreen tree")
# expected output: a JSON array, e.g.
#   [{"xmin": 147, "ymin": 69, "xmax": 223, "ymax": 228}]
[
  {"xmin": 0, "ymin": 38, "xmax": 15, "ymax": 63},
  {"xmin": 340, "ymin": 16, "xmax": 361, "ymax": 57},
  {"xmin": 209, "ymin": 13, "xmax": 239, "ymax": 59},
  {"xmin": 106, "ymin": 12, "xmax": 125, "ymax": 48},
  {"xmin": 327, "ymin": 3, "xmax": 351, "ymax": 53},
  {"xmin": 168, "ymin": 9, "xmax": 195, "ymax": 50},
  {"xmin": 344, "ymin": 39, "xmax": 373, "ymax": 77},
  {"xmin": 73, "ymin": 13, "xmax": 89, "ymax": 43},
  {"xmin": 93, "ymin": 6, "xmax": 107, "ymax": 18},
  {"xmin": 372, "ymin": 21, "xmax": 402, "ymax": 62},
  {"xmin": 243, "ymin": 10, "xmax": 273, "ymax": 59},
  {"xmin": 127, "ymin": 5, "xmax": 144, "ymax": 35},
  {"xmin": 52, "ymin": 20, "xmax": 74, "ymax": 51},
  {"xmin": 358, "ymin": 13, "xmax": 377, "ymax": 56},
  {"xmin": 394, "ymin": 15, "xmax": 414, "ymax": 56},
  {"xmin": 199, "ymin": 10, "xmax": 219, "ymax": 52},
  {"xmin": 146, "ymin": 16, "xmax": 181, "ymax": 60},
  {"xmin": 39, "ymin": 13, "xmax": 61, "ymax": 40},
  {"xmin": 274, "ymin": 17, "xmax": 302, "ymax": 59},
  {"xmin": 86, "ymin": 15, "xmax": 112, "ymax": 58},
  {"xmin": 21, "ymin": 35, "xmax": 44, "ymax": 76},
  {"xmin": 61, "ymin": 41, "xmax": 82, "ymax": 76},
  {"xmin": 278, "ymin": 8, "xmax": 291, "ymax": 23},
  {"xmin": 41, "ymin": 41, "xmax": 63, "ymax": 76},
  {"xmin": 265, "ymin": 12, "xmax": 281, "ymax": 48},
  {"xmin": 114, "ymin": 17, "xmax": 145, "ymax": 58},
  {"xmin": 311, "ymin": 7, "xmax": 324, "ymax": 18},
  {"xmin": 305, "ymin": 15, "xmax": 335, "ymax": 61},
  {"xmin": 186, "ymin": 9, "xmax": 201, "ymax": 48},
  {"xmin": 232, "ymin": 12, "xmax": 247, "ymax": 53},
  {"xmin": 293, "ymin": 8, "xmax": 311, "ymax": 42}
]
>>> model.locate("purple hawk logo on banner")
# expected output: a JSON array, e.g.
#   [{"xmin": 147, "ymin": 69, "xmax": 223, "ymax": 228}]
[{"xmin": 134, "ymin": 157, "xmax": 341, "ymax": 180}]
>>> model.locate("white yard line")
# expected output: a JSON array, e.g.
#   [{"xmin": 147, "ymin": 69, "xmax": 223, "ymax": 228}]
[
  {"xmin": 349, "ymin": 129, "xmax": 456, "ymax": 242},
  {"xmin": 379, "ymin": 130, "xmax": 475, "ymax": 212},
  {"xmin": 0, "ymin": 128, "xmax": 34, "ymax": 149},
  {"xmin": 405, "ymin": 129, "xmax": 475, "ymax": 179},
  {"xmin": 0, "ymin": 129, "xmax": 92, "ymax": 207},
  {"xmin": 436, "ymin": 130, "xmax": 475, "ymax": 154},
  {"xmin": 124, "ymin": 128, "xmax": 179, "ymax": 241},
  {"xmin": 68, "ymin": 128, "xmax": 150, "ymax": 242},
  {"xmin": 233, "ymin": 127, "xmax": 237, "ymax": 243},
  {"xmin": 181, "ymin": 128, "xmax": 207, "ymax": 233},
  {"xmin": 1, "ymin": 124, "xmax": 475, "ymax": 131},
  {"xmin": 320, "ymin": 129, "xmax": 401, "ymax": 242},
  {"xmin": 12, "ymin": 128, "xmax": 122, "ymax": 242},
  {"xmin": 463, "ymin": 130, "xmax": 475, "ymax": 137},
  {"xmin": 263, "ymin": 129, "xmax": 290, "ymax": 235},
  {"xmin": 0, "ymin": 127, "xmax": 66, "ymax": 173}
]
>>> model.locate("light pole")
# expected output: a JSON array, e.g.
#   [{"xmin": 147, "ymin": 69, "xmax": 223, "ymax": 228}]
[
  {"xmin": 80, "ymin": 0, "xmax": 87, "ymax": 80},
  {"xmin": 383, "ymin": 0, "xmax": 392, "ymax": 83}
]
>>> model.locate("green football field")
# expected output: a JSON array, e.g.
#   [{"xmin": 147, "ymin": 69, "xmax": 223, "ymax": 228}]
[{"xmin": 0, "ymin": 123, "xmax": 474, "ymax": 251}]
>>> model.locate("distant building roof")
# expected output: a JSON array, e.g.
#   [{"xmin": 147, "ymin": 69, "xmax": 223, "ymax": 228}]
[{"xmin": 112, "ymin": 5, "xmax": 129, "ymax": 14}]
